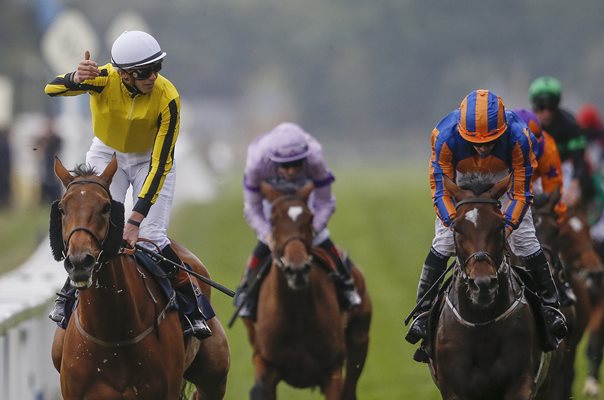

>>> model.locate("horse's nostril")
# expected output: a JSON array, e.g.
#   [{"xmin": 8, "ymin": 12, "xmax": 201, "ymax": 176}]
[{"xmin": 69, "ymin": 253, "xmax": 96, "ymax": 269}]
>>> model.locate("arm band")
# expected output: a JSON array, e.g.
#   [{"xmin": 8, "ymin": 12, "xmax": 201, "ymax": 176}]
[{"xmin": 127, "ymin": 219, "xmax": 141, "ymax": 227}]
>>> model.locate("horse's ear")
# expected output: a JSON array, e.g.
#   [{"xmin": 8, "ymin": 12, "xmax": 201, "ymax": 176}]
[
  {"xmin": 443, "ymin": 174, "xmax": 462, "ymax": 201},
  {"xmin": 489, "ymin": 173, "xmax": 512, "ymax": 200},
  {"xmin": 260, "ymin": 181, "xmax": 282, "ymax": 202},
  {"xmin": 99, "ymin": 153, "xmax": 118, "ymax": 184},
  {"xmin": 54, "ymin": 156, "xmax": 73, "ymax": 188},
  {"xmin": 296, "ymin": 180, "xmax": 314, "ymax": 202}
]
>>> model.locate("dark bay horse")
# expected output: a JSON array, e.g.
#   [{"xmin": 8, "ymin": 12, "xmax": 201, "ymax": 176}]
[
  {"xmin": 558, "ymin": 207, "xmax": 604, "ymax": 397},
  {"xmin": 431, "ymin": 174, "xmax": 543, "ymax": 400},
  {"xmin": 50, "ymin": 155, "xmax": 229, "ymax": 399},
  {"xmin": 532, "ymin": 189, "xmax": 576, "ymax": 400},
  {"xmin": 243, "ymin": 181, "xmax": 372, "ymax": 400}
]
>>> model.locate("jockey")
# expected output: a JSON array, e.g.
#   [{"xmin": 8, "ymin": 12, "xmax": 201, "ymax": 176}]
[
  {"xmin": 44, "ymin": 30, "xmax": 212, "ymax": 339},
  {"xmin": 234, "ymin": 122, "xmax": 362, "ymax": 318},
  {"xmin": 512, "ymin": 108, "xmax": 567, "ymax": 220},
  {"xmin": 577, "ymin": 104, "xmax": 604, "ymax": 256},
  {"xmin": 405, "ymin": 89, "xmax": 567, "ymax": 349},
  {"xmin": 529, "ymin": 76, "xmax": 594, "ymax": 207},
  {"xmin": 513, "ymin": 108, "xmax": 576, "ymax": 306}
]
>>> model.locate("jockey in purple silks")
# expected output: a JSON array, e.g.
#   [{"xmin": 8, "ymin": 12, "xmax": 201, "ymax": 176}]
[{"xmin": 234, "ymin": 122, "xmax": 362, "ymax": 318}]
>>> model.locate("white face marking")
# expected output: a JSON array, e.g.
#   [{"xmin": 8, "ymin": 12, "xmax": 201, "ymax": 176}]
[
  {"xmin": 465, "ymin": 208, "xmax": 479, "ymax": 227},
  {"xmin": 80, "ymin": 190, "xmax": 86, "ymax": 196},
  {"xmin": 288, "ymin": 206, "xmax": 303, "ymax": 222},
  {"xmin": 569, "ymin": 216, "xmax": 583, "ymax": 233}
]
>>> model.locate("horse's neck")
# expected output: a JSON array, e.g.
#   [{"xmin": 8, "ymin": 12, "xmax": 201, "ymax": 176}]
[{"xmin": 77, "ymin": 256, "xmax": 151, "ymax": 334}]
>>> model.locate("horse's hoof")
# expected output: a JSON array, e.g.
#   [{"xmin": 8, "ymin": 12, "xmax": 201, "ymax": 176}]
[{"xmin": 583, "ymin": 376, "xmax": 601, "ymax": 398}]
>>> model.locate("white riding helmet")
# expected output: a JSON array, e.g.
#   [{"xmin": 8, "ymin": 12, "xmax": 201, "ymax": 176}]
[
  {"xmin": 111, "ymin": 30, "xmax": 166, "ymax": 70},
  {"xmin": 268, "ymin": 123, "xmax": 310, "ymax": 163}
]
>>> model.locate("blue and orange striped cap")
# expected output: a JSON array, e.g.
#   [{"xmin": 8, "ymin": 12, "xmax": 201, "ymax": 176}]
[{"xmin": 458, "ymin": 89, "xmax": 508, "ymax": 143}]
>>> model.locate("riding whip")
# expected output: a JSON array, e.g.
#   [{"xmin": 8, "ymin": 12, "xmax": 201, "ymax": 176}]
[
  {"xmin": 134, "ymin": 244, "xmax": 235, "ymax": 297},
  {"xmin": 227, "ymin": 255, "xmax": 273, "ymax": 328},
  {"xmin": 403, "ymin": 262, "xmax": 455, "ymax": 326}
]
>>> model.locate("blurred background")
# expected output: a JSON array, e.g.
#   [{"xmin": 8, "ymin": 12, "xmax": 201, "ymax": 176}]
[{"xmin": 2, "ymin": 0, "xmax": 604, "ymax": 399}]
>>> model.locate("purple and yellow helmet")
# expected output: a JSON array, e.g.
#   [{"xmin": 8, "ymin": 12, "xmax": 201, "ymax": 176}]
[
  {"xmin": 512, "ymin": 108, "xmax": 542, "ymax": 137},
  {"xmin": 458, "ymin": 89, "xmax": 508, "ymax": 143}
]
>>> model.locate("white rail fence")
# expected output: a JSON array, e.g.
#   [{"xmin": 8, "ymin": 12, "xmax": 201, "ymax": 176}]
[{"xmin": 0, "ymin": 241, "xmax": 63, "ymax": 400}]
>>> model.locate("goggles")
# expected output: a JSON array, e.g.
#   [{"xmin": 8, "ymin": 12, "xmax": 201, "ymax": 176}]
[
  {"xmin": 532, "ymin": 96, "xmax": 559, "ymax": 111},
  {"xmin": 278, "ymin": 159, "xmax": 305, "ymax": 169},
  {"xmin": 126, "ymin": 62, "xmax": 162, "ymax": 80}
]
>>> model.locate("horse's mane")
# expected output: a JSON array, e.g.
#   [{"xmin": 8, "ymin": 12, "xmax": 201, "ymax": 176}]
[
  {"xmin": 457, "ymin": 173, "xmax": 497, "ymax": 196},
  {"xmin": 71, "ymin": 164, "xmax": 98, "ymax": 178}
]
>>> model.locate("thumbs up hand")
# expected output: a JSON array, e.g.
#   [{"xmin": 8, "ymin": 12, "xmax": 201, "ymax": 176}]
[{"xmin": 73, "ymin": 50, "xmax": 99, "ymax": 84}]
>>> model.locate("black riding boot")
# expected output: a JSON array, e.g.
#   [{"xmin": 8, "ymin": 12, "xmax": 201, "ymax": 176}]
[
  {"xmin": 233, "ymin": 241, "xmax": 272, "ymax": 319},
  {"xmin": 48, "ymin": 277, "xmax": 77, "ymax": 329},
  {"xmin": 319, "ymin": 239, "xmax": 362, "ymax": 309},
  {"xmin": 161, "ymin": 245, "xmax": 212, "ymax": 340},
  {"xmin": 525, "ymin": 249, "xmax": 568, "ymax": 340},
  {"xmin": 405, "ymin": 247, "xmax": 448, "ymax": 345}
]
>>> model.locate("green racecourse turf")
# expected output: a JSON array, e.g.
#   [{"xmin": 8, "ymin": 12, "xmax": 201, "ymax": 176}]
[{"xmin": 0, "ymin": 164, "xmax": 595, "ymax": 398}]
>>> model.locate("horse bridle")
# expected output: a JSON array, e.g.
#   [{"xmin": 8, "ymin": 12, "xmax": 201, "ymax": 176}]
[
  {"xmin": 453, "ymin": 197, "xmax": 508, "ymax": 281},
  {"xmin": 61, "ymin": 179, "xmax": 113, "ymax": 268}
]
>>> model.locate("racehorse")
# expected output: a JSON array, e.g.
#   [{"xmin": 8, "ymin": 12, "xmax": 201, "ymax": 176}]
[
  {"xmin": 431, "ymin": 174, "xmax": 542, "ymax": 400},
  {"xmin": 558, "ymin": 207, "xmax": 604, "ymax": 398},
  {"xmin": 242, "ymin": 180, "xmax": 372, "ymax": 400},
  {"xmin": 50, "ymin": 155, "xmax": 230, "ymax": 399},
  {"xmin": 532, "ymin": 189, "xmax": 576, "ymax": 400}
]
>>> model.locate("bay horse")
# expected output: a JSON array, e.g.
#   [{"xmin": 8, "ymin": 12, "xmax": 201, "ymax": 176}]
[
  {"xmin": 242, "ymin": 180, "xmax": 372, "ymax": 400},
  {"xmin": 557, "ymin": 207, "xmax": 604, "ymax": 397},
  {"xmin": 531, "ymin": 189, "xmax": 576, "ymax": 400},
  {"xmin": 431, "ymin": 174, "xmax": 543, "ymax": 400},
  {"xmin": 50, "ymin": 155, "xmax": 230, "ymax": 399}
]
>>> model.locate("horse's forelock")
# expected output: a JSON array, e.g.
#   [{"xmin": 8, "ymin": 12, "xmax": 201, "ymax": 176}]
[
  {"xmin": 71, "ymin": 163, "xmax": 98, "ymax": 178},
  {"xmin": 457, "ymin": 173, "xmax": 497, "ymax": 196}
]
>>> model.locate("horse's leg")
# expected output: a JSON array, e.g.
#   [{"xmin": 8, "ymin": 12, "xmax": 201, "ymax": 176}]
[
  {"xmin": 585, "ymin": 327, "xmax": 604, "ymax": 398},
  {"xmin": 250, "ymin": 354, "xmax": 279, "ymax": 400},
  {"xmin": 503, "ymin": 375, "xmax": 536, "ymax": 400},
  {"xmin": 51, "ymin": 327, "xmax": 65, "ymax": 372},
  {"xmin": 342, "ymin": 303, "xmax": 371, "ymax": 400},
  {"xmin": 185, "ymin": 317, "xmax": 230, "ymax": 400},
  {"xmin": 322, "ymin": 367, "xmax": 344, "ymax": 400}
]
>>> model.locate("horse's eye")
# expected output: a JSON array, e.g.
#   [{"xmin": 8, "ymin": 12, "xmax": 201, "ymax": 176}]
[
  {"xmin": 102, "ymin": 203, "xmax": 111, "ymax": 214},
  {"xmin": 58, "ymin": 206, "xmax": 65, "ymax": 215}
]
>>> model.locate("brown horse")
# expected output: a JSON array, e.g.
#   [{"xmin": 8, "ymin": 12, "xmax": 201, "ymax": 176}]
[
  {"xmin": 532, "ymin": 190, "xmax": 576, "ymax": 400},
  {"xmin": 431, "ymin": 174, "xmax": 543, "ymax": 400},
  {"xmin": 558, "ymin": 207, "xmax": 604, "ymax": 397},
  {"xmin": 50, "ymin": 155, "xmax": 230, "ymax": 399},
  {"xmin": 242, "ymin": 181, "xmax": 372, "ymax": 400}
]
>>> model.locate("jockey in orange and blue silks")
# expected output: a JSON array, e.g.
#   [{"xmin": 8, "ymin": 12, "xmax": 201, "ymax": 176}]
[
  {"xmin": 513, "ymin": 108, "xmax": 567, "ymax": 220},
  {"xmin": 430, "ymin": 99, "xmax": 537, "ymax": 234},
  {"xmin": 405, "ymin": 90, "xmax": 567, "ymax": 357}
]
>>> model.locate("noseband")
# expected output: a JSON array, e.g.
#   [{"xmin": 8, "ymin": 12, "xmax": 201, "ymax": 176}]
[{"xmin": 274, "ymin": 235, "xmax": 313, "ymax": 269}]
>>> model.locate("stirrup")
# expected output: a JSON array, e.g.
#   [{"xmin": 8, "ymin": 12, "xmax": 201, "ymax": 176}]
[
  {"xmin": 543, "ymin": 306, "xmax": 568, "ymax": 339},
  {"xmin": 48, "ymin": 299, "xmax": 66, "ymax": 324},
  {"xmin": 182, "ymin": 315, "xmax": 213, "ymax": 340},
  {"xmin": 405, "ymin": 311, "xmax": 429, "ymax": 345}
]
